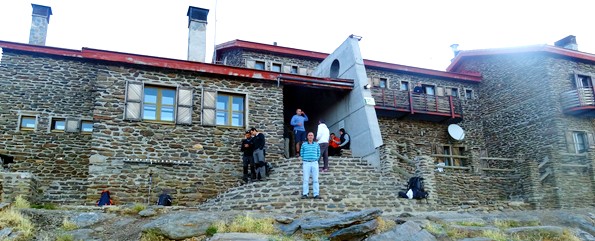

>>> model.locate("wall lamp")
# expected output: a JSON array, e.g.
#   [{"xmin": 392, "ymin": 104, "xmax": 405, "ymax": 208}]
[{"xmin": 363, "ymin": 84, "xmax": 372, "ymax": 89}]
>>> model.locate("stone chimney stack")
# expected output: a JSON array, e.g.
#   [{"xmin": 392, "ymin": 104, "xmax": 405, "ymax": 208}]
[
  {"xmin": 450, "ymin": 44, "xmax": 460, "ymax": 58},
  {"xmin": 554, "ymin": 35, "xmax": 578, "ymax": 51},
  {"xmin": 187, "ymin": 6, "xmax": 209, "ymax": 62},
  {"xmin": 29, "ymin": 4, "xmax": 52, "ymax": 46}
]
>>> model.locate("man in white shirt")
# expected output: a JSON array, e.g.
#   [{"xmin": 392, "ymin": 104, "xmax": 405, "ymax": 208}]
[{"xmin": 316, "ymin": 119, "xmax": 330, "ymax": 172}]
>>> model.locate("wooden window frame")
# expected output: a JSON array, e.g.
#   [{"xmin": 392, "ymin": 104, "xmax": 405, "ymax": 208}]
[
  {"xmin": 254, "ymin": 61, "xmax": 266, "ymax": 70},
  {"xmin": 422, "ymin": 84, "xmax": 436, "ymax": 96},
  {"xmin": 216, "ymin": 93, "xmax": 246, "ymax": 127},
  {"xmin": 464, "ymin": 88, "xmax": 474, "ymax": 100},
  {"xmin": 379, "ymin": 78, "xmax": 388, "ymax": 89},
  {"xmin": 18, "ymin": 115, "xmax": 37, "ymax": 131},
  {"xmin": 143, "ymin": 85, "xmax": 176, "ymax": 123},
  {"xmin": 290, "ymin": 66, "xmax": 299, "ymax": 74},
  {"xmin": 81, "ymin": 120, "xmax": 94, "ymax": 134},
  {"xmin": 271, "ymin": 62, "xmax": 282, "ymax": 72},
  {"xmin": 399, "ymin": 81, "xmax": 409, "ymax": 91},
  {"xmin": 50, "ymin": 117, "xmax": 66, "ymax": 132},
  {"xmin": 573, "ymin": 131, "xmax": 589, "ymax": 154}
]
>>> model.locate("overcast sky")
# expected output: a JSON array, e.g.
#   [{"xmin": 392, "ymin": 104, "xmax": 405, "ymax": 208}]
[{"xmin": 1, "ymin": 0, "xmax": 594, "ymax": 71}]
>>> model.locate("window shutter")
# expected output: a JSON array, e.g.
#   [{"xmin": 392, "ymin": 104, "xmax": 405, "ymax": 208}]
[
  {"xmin": 282, "ymin": 66, "xmax": 291, "ymax": 73},
  {"xmin": 434, "ymin": 144, "xmax": 444, "ymax": 154},
  {"xmin": 202, "ymin": 90, "xmax": 217, "ymax": 126},
  {"xmin": 176, "ymin": 86, "xmax": 194, "ymax": 125},
  {"xmin": 306, "ymin": 68, "xmax": 313, "ymax": 76},
  {"xmin": 298, "ymin": 68, "xmax": 308, "ymax": 75},
  {"xmin": 588, "ymin": 132, "xmax": 595, "ymax": 149},
  {"xmin": 573, "ymin": 71, "xmax": 580, "ymax": 88},
  {"xmin": 437, "ymin": 87, "xmax": 445, "ymax": 96},
  {"xmin": 445, "ymin": 88, "xmax": 452, "ymax": 96},
  {"xmin": 65, "ymin": 118, "xmax": 80, "ymax": 132},
  {"xmin": 246, "ymin": 60, "xmax": 255, "ymax": 69},
  {"xmin": 124, "ymin": 81, "xmax": 143, "ymax": 121},
  {"xmin": 565, "ymin": 131, "xmax": 576, "ymax": 153}
]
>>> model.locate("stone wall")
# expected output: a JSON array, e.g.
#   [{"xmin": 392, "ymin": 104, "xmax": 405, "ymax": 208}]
[
  {"xmin": 218, "ymin": 49, "xmax": 321, "ymax": 74},
  {"xmin": 455, "ymin": 54, "xmax": 595, "ymax": 208},
  {"xmin": 0, "ymin": 51, "xmax": 95, "ymax": 204},
  {"xmin": 86, "ymin": 64, "xmax": 284, "ymax": 205},
  {"xmin": 0, "ymin": 172, "xmax": 40, "ymax": 203}
]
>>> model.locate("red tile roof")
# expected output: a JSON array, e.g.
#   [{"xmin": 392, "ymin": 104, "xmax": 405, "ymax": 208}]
[
  {"xmin": 216, "ymin": 39, "xmax": 483, "ymax": 83},
  {"xmin": 0, "ymin": 40, "xmax": 353, "ymax": 90}
]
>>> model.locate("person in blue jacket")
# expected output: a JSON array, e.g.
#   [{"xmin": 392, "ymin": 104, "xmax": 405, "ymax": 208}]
[{"xmin": 290, "ymin": 108, "xmax": 308, "ymax": 157}]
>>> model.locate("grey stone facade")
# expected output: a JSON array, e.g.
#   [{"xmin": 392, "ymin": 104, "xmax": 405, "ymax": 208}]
[{"xmin": 0, "ymin": 49, "xmax": 284, "ymax": 205}]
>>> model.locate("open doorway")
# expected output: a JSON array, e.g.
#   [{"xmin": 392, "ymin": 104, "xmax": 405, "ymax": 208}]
[
  {"xmin": 0, "ymin": 154, "xmax": 14, "ymax": 170},
  {"xmin": 283, "ymin": 85, "xmax": 349, "ymax": 157}
]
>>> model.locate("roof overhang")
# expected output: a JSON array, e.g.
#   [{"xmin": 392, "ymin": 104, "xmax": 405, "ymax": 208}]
[
  {"xmin": 0, "ymin": 40, "xmax": 353, "ymax": 90},
  {"xmin": 447, "ymin": 45, "xmax": 595, "ymax": 72}
]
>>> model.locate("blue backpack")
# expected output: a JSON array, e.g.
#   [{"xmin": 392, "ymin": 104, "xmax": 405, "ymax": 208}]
[
  {"xmin": 96, "ymin": 190, "xmax": 113, "ymax": 206},
  {"xmin": 157, "ymin": 193, "xmax": 172, "ymax": 206}
]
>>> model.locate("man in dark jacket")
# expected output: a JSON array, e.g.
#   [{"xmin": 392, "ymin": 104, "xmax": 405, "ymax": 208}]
[
  {"xmin": 250, "ymin": 128, "xmax": 266, "ymax": 181},
  {"xmin": 241, "ymin": 130, "xmax": 255, "ymax": 182}
]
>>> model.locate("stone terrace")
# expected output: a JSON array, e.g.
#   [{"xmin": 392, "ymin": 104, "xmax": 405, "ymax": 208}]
[{"xmin": 200, "ymin": 156, "xmax": 441, "ymax": 215}]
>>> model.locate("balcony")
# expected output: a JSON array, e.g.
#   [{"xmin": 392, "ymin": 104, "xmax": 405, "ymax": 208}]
[
  {"xmin": 561, "ymin": 87, "xmax": 595, "ymax": 116},
  {"xmin": 371, "ymin": 89, "xmax": 463, "ymax": 123}
]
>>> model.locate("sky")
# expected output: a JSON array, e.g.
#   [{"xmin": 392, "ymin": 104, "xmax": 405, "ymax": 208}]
[{"xmin": 1, "ymin": 0, "xmax": 594, "ymax": 71}]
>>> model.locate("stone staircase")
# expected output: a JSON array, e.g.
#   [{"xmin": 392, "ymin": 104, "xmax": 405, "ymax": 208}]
[{"xmin": 198, "ymin": 156, "xmax": 434, "ymax": 215}]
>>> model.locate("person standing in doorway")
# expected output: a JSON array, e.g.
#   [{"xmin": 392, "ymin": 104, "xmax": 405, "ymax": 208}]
[
  {"xmin": 300, "ymin": 132, "xmax": 321, "ymax": 199},
  {"xmin": 290, "ymin": 108, "xmax": 308, "ymax": 157},
  {"xmin": 250, "ymin": 128, "xmax": 266, "ymax": 181},
  {"xmin": 316, "ymin": 119, "xmax": 330, "ymax": 172}
]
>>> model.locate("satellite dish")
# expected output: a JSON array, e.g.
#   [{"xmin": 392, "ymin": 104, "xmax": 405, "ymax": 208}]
[{"xmin": 448, "ymin": 124, "xmax": 465, "ymax": 141}]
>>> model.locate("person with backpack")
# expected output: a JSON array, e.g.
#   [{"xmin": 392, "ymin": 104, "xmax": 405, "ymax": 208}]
[{"xmin": 398, "ymin": 176, "xmax": 429, "ymax": 201}]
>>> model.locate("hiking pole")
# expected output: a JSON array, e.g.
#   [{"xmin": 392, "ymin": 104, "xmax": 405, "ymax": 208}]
[{"xmin": 147, "ymin": 169, "xmax": 153, "ymax": 205}]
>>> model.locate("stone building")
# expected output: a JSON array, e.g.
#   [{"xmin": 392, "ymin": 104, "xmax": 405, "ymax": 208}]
[{"xmin": 0, "ymin": 4, "xmax": 593, "ymax": 209}]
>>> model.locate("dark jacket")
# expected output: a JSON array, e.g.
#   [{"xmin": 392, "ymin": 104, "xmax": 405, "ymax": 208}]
[
  {"xmin": 340, "ymin": 132, "xmax": 351, "ymax": 149},
  {"xmin": 241, "ymin": 138, "xmax": 253, "ymax": 156},
  {"xmin": 253, "ymin": 133, "xmax": 266, "ymax": 150}
]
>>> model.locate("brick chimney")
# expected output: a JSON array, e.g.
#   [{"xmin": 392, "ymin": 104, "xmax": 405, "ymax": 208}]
[
  {"xmin": 554, "ymin": 35, "xmax": 578, "ymax": 51},
  {"xmin": 187, "ymin": 6, "xmax": 209, "ymax": 62},
  {"xmin": 29, "ymin": 4, "xmax": 52, "ymax": 46}
]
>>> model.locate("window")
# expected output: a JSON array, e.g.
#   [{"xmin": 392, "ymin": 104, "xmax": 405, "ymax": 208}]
[
  {"xmin": 575, "ymin": 74, "xmax": 593, "ymax": 88},
  {"xmin": 573, "ymin": 132, "xmax": 588, "ymax": 153},
  {"xmin": 379, "ymin": 78, "xmax": 387, "ymax": 89},
  {"xmin": 143, "ymin": 86, "xmax": 176, "ymax": 122},
  {"xmin": 254, "ymin": 61, "xmax": 265, "ymax": 70},
  {"xmin": 271, "ymin": 63, "xmax": 282, "ymax": 72},
  {"xmin": 81, "ymin": 121, "xmax": 93, "ymax": 133},
  {"xmin": 19, "ymin": 116, "xmax": 36, "ymax": 131},
  {"xmin": 290, "ymin": 66, "xmax": 298, "ymax": 74},
  {"xmin": 124, "ymin": 81, "xmax": 193, "ymax": 125},
  {"xmin": 400, "ymin": 81, "xmax": 409, "ymax": 91},
  {"xmin": 216, "ymin": 94, "xmax": 245, "ymax": 127},
  {"xmin": 450, "ymin": 88, "xmax": 459, "ymax": 98},
  {"xmin": 436, "ymin": 145, "xmax": 465, "ymax": 166},
  {"xmin": 465, "ymin": 89, "xmax": 474, "ymax": 99},
  {"xmin": 51, "ymin": 118, "xmax": 66, "ymax": 131},
  {"xmin": 423, "ymin": 85, "xmax": 435, "ymax": 95}
]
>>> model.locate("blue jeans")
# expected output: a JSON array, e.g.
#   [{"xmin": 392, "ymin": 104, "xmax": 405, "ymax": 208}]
[{"xmin": 302, "ymin": 161, "xmax": 319, "ymax": 196}]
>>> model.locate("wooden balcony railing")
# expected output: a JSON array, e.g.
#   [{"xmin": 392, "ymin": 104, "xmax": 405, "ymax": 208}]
[
  {"xmin": 371, "ymin": 89, "xmax": 463, "ymax": 121},
  {"xmin": 561, "ymin": 87, "xmax": 595, "ymax": 115}
]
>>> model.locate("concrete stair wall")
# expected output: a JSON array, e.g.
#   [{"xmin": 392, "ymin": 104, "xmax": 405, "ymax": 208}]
[{"xmin": 198, "ymin": 156, "xmax": 434, "ymax": 215}]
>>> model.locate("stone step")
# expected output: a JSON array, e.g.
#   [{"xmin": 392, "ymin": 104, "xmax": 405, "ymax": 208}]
[{"xmin": 197, "ymin": 157, "xmax": 420, "ymax": 214}]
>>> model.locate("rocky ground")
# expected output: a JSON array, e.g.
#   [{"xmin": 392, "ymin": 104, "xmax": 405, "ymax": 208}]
[{"xmin": 1, "ymin": 204, "xmax": 594, "ymax": 241}]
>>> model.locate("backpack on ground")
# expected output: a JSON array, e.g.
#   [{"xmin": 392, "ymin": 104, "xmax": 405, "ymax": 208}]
[
  {"xmin": 96, "ymin": 190, "xmax": 113, "ymax": 206},
  {"xmin": 157, "ymin": 193, "xmax": 172, "ymax": 206},
  {"xmin": 398, "ymin": 176, "xmax": 429, "ymax": 202}
]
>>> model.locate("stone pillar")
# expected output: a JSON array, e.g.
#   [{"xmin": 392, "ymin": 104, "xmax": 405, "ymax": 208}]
[
  {"xmin": 0, "ymin": 172, "xmax": 40, "ymax": 203},
  {"xmin": 187, "ymin": 6, "xmax": 209, "ymax": 62},
  {"xmin": 469, "ymin": 147, "xmax": 481, "ymax": 174},
  {"xmin": 415, "ymin": 155, "xmax": 436, "ymax": 204},
  {"xmin": 29, "ymin": 4, "xmax": 52, "ymax": 46}
]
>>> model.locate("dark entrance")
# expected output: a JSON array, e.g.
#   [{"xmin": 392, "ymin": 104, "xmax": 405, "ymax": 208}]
[{"xmin": 283, "ymin": 85, "xmax": 348, "ymax": 157}]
